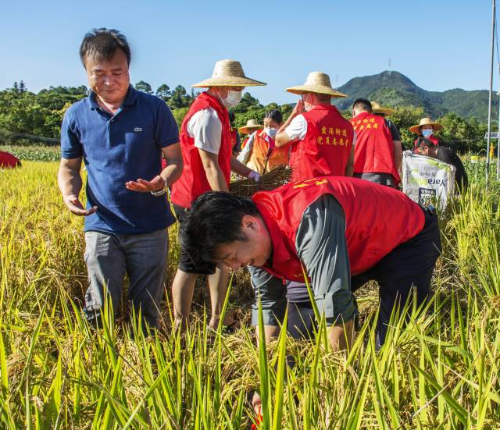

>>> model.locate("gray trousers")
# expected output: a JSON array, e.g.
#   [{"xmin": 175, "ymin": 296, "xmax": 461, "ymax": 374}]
[{"xmin": 83, "ymin": 229, "xmax": 169, "ymax": 328}]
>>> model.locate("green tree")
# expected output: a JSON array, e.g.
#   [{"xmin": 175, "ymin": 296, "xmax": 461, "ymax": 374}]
[
  {"xmin": 172, "ymin": 107, "xmax": 189, "ymax": 128},
  {"xmin": 168, "ymin": 85, "xmax": 192, "ymax": 110},
  {"xmin": 135, "ymin": 80, "xmax": 153, "ymax": 94},
  {"xmin": 156, "ymin": 84, "xmax": 171, "ymax": 102}
]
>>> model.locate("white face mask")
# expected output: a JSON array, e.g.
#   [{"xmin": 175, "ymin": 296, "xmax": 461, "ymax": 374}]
[
  {"xmin": 265, "ymin": 127, "xmax": 277, "ymax": 138},
  {"xmin": 422, "ymin": 129, "xmax": 433, "ymax": 138},
  {"xmin": 221, "ymin": 90, "xmax": 243, "ymax": 107}
]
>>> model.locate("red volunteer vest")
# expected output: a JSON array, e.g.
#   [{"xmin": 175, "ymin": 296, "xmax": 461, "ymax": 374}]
[
  {"xmin": 414, "ymin": 135, "xmax": 439, "ymax": 150},
  {"xmin": 351, "ymin": 112, "xmax": 400, "ymax": 184},
  {"xmin": 0, "ymin": 151, "xmax": 20, "ymax": 168},
  {"xmin": 252, "ymin": 176, "xmax": 425, "ymax": 281},
  {"xmin": 289, "ymin": 105, "xmax": 354, "ymax": 182},
  {"xmin": 171, "ymin": 92, "xmax": 232, "ymax": 208}
]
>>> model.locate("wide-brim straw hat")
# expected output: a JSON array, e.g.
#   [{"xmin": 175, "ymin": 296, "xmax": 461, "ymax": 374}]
[
  {"xmin": 239, "ymin": 119, "xmax": 263, "ymax": 134},
  {"xmin": 371, "ymin": 101, "xmax": 394, "ymax": 116},
  {"xmin": 286, "ymin": 72, "xmax": 347, "ymax": 98},
  {"xmin": 409, "ymin": 117, "xmax": 443, "ymax": 135},
  {"xmin": 192, "ymin": 59, "xmax": 266, "ymax": 88}
]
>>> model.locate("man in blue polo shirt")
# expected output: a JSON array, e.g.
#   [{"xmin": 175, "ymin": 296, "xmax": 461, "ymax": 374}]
[{"xmin": 58, "ymin": 28, "xmax": 183, "ymax": 329}]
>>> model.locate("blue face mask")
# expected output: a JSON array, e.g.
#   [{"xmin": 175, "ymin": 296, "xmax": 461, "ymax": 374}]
[
  {"xmin": 422, "ymin": 129, "xmax": 433, "ymax": 138},
  {"xmin": 265, "ymin": 127, "xmax": 277, "ymax": 138}
]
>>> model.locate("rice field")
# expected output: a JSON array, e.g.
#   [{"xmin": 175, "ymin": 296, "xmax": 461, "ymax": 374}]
[{"xmin": 0, "ymin": 161, "xmax": 499, "ymax": 429}]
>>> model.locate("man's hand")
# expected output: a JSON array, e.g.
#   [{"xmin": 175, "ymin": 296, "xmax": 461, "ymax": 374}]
[
  {"xmin": 291, "ymin": 98, "xmax": 305, "ymax": 117},
  {"xmin": 125, "ymin": 175, "xmax": 164, "ymax": 192},
  {"xmin": 63, "ymin": 194, "xmax": 97, "ymax": 216}
]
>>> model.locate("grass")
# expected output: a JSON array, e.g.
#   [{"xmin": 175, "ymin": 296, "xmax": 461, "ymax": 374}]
[{"xmin": 0, "ymin": 161, "xmax": 499, "ymax": 428}]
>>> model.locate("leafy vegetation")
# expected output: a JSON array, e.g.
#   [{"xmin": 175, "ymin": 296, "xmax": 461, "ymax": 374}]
[
  {"xmin": 0, "ymin": 161, "xmax": 499, "ymax": 428},
  {"xmin": 1, "ymin": 73, "xmax": 494, "ymax": 154}
]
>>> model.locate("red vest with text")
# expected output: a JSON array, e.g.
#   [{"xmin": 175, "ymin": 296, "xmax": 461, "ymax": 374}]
[
  {"xmin": 351, "ymin": 112, "xmax": 400, "ymax": 184},
  {"xmin": 252, "ymin": 176, "xmax": 425, "ymax": 282},
  {"xmin": 0, "ymin": 151, "xmax": 20, "ymax": 168},
  {"xmin": 414, "ymin": 135, "xmax": 439, "ymax": 150},
  {"xmin": 289, "ymin": 105, "xmax": 354, "ymax": 182},
  {"xmin": 171, "ymin": 92, "xmax": 232, "ymax": 208}
]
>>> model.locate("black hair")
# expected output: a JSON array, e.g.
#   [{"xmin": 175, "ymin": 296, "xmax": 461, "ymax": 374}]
[
  {"xmin": 228, "ymin": 111, "xmax": 236, "ymax": 125},
  {"xmin": 265, "ymin": 109, "xmax": 283, "ymax": 124},
  {"xmin": 79, "ymin": 28, "xmax": 131, "ymax": 67},
  {"xmin": 180, "ymin": 192, "xmax": 260, "ymax": 264},
  {"xmin": 417, "ymin": 137, "xmax": 434, "ymax": 150},
  {"xmin": 352, "ymin": 98, "xmax": 372, "ymax": 113}
]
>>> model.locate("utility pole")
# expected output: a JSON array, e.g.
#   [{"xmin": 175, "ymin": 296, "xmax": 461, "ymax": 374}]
[
  {"xmin": 486, "ymin": 0, "xmax": 496, "ymax": 186},
  {"xmin": 497, "ymin": 88, "xmax": 500, "ymax": 180}
]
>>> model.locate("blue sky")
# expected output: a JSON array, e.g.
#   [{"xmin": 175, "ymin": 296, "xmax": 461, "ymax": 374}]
[{"xmin": 0, "ymin": 0, "xmax": 495, "ymax": 105}]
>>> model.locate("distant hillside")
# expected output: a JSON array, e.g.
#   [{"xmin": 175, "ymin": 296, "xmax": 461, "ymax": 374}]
[{"xmin": 332, "ymin": 71, "xmax": 496, "ymax": 122}]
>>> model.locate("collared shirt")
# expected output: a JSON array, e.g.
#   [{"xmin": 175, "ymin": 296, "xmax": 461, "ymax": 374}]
[{"xmin": 61, "ymin": 86, "xmax": 179, "ymax": 234}]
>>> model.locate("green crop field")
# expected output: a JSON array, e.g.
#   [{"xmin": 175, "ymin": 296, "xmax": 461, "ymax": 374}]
[{"xmin": 0, "ymin": 161, "xmax": 499, "ymax": 429}]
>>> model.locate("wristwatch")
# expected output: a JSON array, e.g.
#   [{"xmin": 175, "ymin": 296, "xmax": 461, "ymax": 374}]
[{"xmin": 151, "ymin": 177, "xmax": 168, "ymax": 197}]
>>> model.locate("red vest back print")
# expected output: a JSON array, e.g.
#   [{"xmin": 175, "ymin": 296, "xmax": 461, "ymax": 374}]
[
  {"xmin": 350, "ymin": 112, "xmax": 400, "ymax": 184},
  {"xmin": 289, "ymin": 105, "xmax": 354, "ymax": 182},
  {"xmin": 171, "ymin": 92, "xmax": 232, "ymax": 208},
  {"xmin": 252, "ymin": 177, "xmax": 425, "ymax": 281}
]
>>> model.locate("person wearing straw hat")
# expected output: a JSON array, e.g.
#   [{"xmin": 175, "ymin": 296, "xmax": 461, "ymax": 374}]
[
  {"xmin": 237, "ymin": 119, "xmax": 263, "ymax": 158},
  {"xmin": 239, "ymin": 119, "xmax": 263, "ymax": 145},
  {"xmin": 410, "ymin": 117, "xmax": 443, "ymax": 150},
  {"xmin": 371, "ymin": 101, "xmax": 402, "ymax": 145},
  {"xmin": 351, "ymin": 99, "xmax": 402, "ymax": 187},
  {"xmin": 238, "ymin": 110, "xmax": 289, "ymax": 174},
  {"xmin": 170, "ymin": 59, "xmax": 266, "ymax": 332},
  {"xmin": 275, "ymin": 71, "xmax": 355, "ymax": 182}
]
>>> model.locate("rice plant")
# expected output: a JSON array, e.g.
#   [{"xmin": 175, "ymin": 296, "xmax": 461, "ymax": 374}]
[{"xmin": 0, "ymin": 161, "xmax": 499, "ymax": 428}]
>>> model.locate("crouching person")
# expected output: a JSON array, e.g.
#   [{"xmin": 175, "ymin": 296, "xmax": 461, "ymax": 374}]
[
  {"xmin": 181, "ymin": 177, "xmax": 441, "ymax": 347},
  {"xmin": 58, "ymin": 28, "xmax": 183, "ymax": 330}
]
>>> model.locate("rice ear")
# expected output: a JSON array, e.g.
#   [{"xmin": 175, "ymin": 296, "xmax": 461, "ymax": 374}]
[{"xmin": 229, "ymin": 167, "xmax": 292, "ymax": 197}]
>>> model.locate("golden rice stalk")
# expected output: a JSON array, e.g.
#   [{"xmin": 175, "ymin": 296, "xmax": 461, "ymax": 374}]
[{"xmin": 229, "ymin": 166, "xmax": 292, "ymax": 197}]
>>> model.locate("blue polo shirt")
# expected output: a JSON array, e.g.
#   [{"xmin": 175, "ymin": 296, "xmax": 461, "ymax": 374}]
[{"xmin": 61, "ymin": 86, "xmax": 179, "ymax": 234}]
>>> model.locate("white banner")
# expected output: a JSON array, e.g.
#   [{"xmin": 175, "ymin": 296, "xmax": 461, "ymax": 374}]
[{"xmin": 402, "ymin": 151, "xmax": 456, "ymax": 209}]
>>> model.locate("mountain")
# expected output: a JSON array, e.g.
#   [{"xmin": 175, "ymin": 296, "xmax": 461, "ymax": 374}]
[{"xmin": 332, "ymin": 71, "xmax": 496, "ymax": 122}]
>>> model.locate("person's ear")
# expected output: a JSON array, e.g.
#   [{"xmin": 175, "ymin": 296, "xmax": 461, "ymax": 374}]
[{"xmin": 241, "ymin": 215, "xmax": 258, "ymax": 231}]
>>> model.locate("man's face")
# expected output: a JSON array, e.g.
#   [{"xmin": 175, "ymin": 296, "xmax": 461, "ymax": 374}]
[
  {"xmin": 214, "ymin": 215, "xmax": 272, "ymax": 271},
  {"xmin": 84, "ymin": 49, "xmax": 130, "ymax": 104},
  {"xmin": 301, "ymin": 93, "xmax": 314, "ymax": 111}
]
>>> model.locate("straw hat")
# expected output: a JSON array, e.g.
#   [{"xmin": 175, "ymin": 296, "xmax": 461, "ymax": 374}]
[
  {"xmin": 238, "ymin": 119, "xmax": 263, "ymax": 134},
  {"xmin": 409, "ymin": 117, "xmax": 443, "ymax": 135},
  {"xmin": 286, "ymin": 72, "xmax": 347, "ymax": 98},
  {"xmin": 192, "ymin": 59, "xmax": 266, "ymax": 88},
  {"xmin": 371, "ymin": 101, "xmax": 394, "ymax": 116}
]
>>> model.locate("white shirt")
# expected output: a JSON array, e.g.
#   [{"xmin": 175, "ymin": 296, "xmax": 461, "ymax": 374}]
[
  {"xmin": 237, "ymin": 131, "xmax": 257, "ymax": 164},
  {"xmin": 284, "ymin": 114, "xmax": 307, "ymax": 141},
  {"xmin": 187, "ymin": 108, "xmax": 222, "ymax": 155}
]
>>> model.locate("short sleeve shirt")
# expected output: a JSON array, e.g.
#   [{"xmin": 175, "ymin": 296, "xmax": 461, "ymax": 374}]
[
  {"xmin": 187, "ymin": 108, "xmax": 222, "ymax": 155},
  {"xmin": 284, "ymin": 114, "xmax": 308, "ymax": 141},
  {"xmin": 61, "ymin": 86, "xmax": 179, "ymax": 234},
  {"xmin": 385, "ymin": 119, "xmax": 401, "ymax": 141}
]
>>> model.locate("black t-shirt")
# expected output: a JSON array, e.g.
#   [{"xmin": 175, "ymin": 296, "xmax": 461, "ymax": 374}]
[
  {"xmin": 436, "ymin": 146, "xmax": 468, "ymax": 191},
  {"xmin": 385, "ymin": 119, "xmax": 401, "ymax": 141}
]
